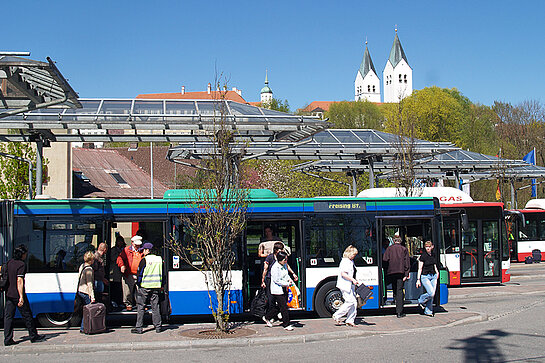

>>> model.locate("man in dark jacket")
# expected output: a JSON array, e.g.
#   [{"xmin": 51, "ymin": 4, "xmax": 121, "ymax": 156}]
[
  {"xmin": 383, "ymin": 236, "xmax": 410, "ymax": 318},
  {"xmin": 3, "ymin": 244, "xmax": 45, "ymax": 346}
]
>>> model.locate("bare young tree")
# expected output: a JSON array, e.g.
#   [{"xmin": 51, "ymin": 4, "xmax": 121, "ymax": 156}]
[
  {"xmin": 391, "ymin": 99, "xmax": 422, "ymax": 197},
  {"xmin": 166, "ymin": 75, "xmax": 249, "ymax": 332}
]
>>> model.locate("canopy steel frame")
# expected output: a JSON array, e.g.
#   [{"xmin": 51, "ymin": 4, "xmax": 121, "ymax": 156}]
[
  {"xmin": 0, "ymin": 55, "xmax": 81, "ymax": 118},
  {"xmin": 0, "ymin": 98, "xmax": 328, "ymax": 143}
]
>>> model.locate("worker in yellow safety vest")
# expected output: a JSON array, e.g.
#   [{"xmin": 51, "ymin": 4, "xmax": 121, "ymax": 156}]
[{"xmin": 131, "ymin": 242, "xmax": 164, "ymax": 334}]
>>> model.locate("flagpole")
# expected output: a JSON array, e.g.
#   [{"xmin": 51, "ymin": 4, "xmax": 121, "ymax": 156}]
[{"xmin": 532, "ymin": 146, "xmax": 537, "ymax": 199}]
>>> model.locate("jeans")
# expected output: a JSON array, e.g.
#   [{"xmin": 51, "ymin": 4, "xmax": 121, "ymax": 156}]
[
  {"xmin": 78, "ymin": 292, "xmax": 91, "ymax": 331},
  {"xmin": 332, "ymin": 287, "xmax": 357, "ymax": 324},
  {"xmin": 418, "ymin": 273, "xmax": 438, "ymax": 315},
  {"xmin": 95, "ymin": 280, "xmax": 104, "ymax": 294}
]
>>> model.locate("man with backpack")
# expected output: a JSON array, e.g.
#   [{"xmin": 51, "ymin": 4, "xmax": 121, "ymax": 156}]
[{"xmin": 3, "ymin": 244, "xmax": 45, "ymax": 346}]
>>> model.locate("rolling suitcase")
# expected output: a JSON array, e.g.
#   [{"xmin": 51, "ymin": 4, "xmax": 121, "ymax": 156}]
[
  {"xmin": 82, "ymin": 302, "xmax": 107, "ymax": 334},
  {"xmin": 532, "ymin": 249, "xmax": 542, "ymax": 263}
]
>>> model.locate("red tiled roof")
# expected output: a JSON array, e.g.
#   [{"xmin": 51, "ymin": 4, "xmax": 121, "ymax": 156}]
[
  {"xmin": 136, "ymin": 90, "xmax": 247, "ymax": 103},
  {"xmin": 300, "ymin": 100, "xmax": 383, "ymax": 113},
  {"xmin": 300, "ymin": 101, "xmax": 341, "ymax": 113},
  {"xmin": 112, "ymin": 146, "xmax": 196, "ymax": 190},
  {"xmin": 72, "ymin": 148, "xmax": 168, "ymax": 198}
]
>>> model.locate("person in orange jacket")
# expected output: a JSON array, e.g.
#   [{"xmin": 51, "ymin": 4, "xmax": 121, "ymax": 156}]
[{"xmin": 116, "ymin": 235, "xmax": 143, "ymax": 311}]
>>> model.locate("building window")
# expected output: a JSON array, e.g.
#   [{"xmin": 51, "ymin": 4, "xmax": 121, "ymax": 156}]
[
  {"xmin": 367, "ymin": 85, "xmax": 371, "ymax": 92},
  {"xmin": 109, "ymin": 172, "xmax": 128, "ymax": 185},
  {"xmin": 372, "ymin": 85, "xmax": 376, "ymax": 92},
  {"xmin": 399, "ymin": 74, "xmax": 402, "ymax": 83},
  {"xmin": 404, "ymin": 74, "xmax": 407, "ymax": 84}
]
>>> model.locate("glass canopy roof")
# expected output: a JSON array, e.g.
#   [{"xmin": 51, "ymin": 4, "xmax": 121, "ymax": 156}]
[
  {"xmin": 0, "ymin": 56, "xmax": 81, "ymax": 117},
  {"xmin": 0, "ymin": 98, "xmax": 328, "ymax": 143},
  {"xmin": 166, "ymin": 129, "xmax": 458, "ymax": 161},
  {"xmin": 292, "ymin": 149, "xmax": 541, "ymax": 181}
]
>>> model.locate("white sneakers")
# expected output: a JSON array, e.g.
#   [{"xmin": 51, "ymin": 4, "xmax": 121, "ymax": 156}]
[
  {"xmin": 262, "ymin": 316, "xmax": 273, "ymax": 328},
  {"xmin": 284, "ymin": 325, "xmax": 294, "ymax": 331}
]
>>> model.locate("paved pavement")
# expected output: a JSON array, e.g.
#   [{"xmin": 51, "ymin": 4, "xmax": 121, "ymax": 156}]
[
  {"xmin": 5, "ymin": 263, "xmax": 541, "ymax": 355},
  {"xmin": 1, "ymin": 309, "xmax": 485, "ymax": 355}
]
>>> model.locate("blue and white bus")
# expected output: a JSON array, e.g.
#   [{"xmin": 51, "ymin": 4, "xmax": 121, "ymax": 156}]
[{"xmin": 0, "ymin": 190, "xmax": 448, "ymax": 326}]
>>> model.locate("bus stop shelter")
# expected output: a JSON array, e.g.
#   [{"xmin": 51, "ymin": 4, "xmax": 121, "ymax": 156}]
[
  {"xmin": 292, "ymin": 149, "xmax": 543, "ymax": 204},
  {"xmin": 167, "ymin": 129, "xmax": 459, "ymax": 195}
]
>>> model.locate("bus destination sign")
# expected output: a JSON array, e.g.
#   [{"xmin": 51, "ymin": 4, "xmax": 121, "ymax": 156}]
[{"xmin": 314, "ymin": 201, "xmax": 366, "ymax": 212}]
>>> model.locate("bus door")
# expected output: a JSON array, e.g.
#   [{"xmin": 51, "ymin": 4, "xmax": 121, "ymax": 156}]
[
  {"xmin": 108, "ymin": 220, "xmax": 167, "ymax": 312},
  {"xmin": 377, "ymin": 216, "xmax": 437, "ymax": 307},
  {"xmin": 243, "ymin": 220, "xmax": 303, "ymax": 311},
  {"xmin": 460, "ymin": 220, "xmax": 501, "ymax": 283}
]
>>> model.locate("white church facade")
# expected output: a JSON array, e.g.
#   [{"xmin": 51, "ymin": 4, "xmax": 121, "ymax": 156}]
[{"xmin": 355, "ymin": 31, "xmax": 412, "ymax": 103}]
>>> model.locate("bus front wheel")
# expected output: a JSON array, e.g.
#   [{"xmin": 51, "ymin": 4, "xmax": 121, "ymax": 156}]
[
  {"xmin": 37, "ymin": 312, "xmax": 80, "ymax": 328},
  {"xmin": 314, "ymin": 281, "xmax": 343, "ymax": 318}
]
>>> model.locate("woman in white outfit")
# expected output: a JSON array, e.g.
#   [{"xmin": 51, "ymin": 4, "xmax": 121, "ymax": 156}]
[{"xmin": 332, "ymin": 245, "xmax": 359, "ymax": 327}]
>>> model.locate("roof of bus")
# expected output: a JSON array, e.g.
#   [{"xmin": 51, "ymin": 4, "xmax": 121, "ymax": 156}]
[{"xmin": 441, "ymin": 202, "xmax": 504, "ymax": 208}]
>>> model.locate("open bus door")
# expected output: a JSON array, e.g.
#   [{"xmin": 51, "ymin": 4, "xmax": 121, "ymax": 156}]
[
  {"xmin": 377, "ymin": 215, "xmax": 441, "ymax": 308},
  {"xmin": 243, "ymin": 220, "xmax": 303, "ymax": 312}
]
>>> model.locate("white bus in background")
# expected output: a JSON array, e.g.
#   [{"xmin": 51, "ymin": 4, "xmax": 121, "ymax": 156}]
[
  {"xmin": 509, "ymin": 199, "xmax": 545, "ymax": 262},
  {"xmin": 358, "ymin": 187, "xmax": 510, "ymax": 285}
]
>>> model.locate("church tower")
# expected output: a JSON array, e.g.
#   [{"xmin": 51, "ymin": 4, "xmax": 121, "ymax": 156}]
[
  {"xmin": 355, "ymin": 41, "xmax": 380, "ymax": 103},
  {"xmin": 260, "ymin": 70, "xmax": 273, "ymax": 104},
  {"xmin": 383, "ymin": 29, "xmax": 412, "ymax": 103}
]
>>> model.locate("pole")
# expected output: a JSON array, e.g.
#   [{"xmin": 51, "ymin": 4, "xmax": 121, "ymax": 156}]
[
  {"xmin": 368, "ymin": 159, "xmax": 375, "ymax": 189},
  {"xmin": 352, "ymin": 172, "xmax": 358, "ymax": 197},
  {"xmin": 36, "ymin": 140, "xmax": 43, "ymax": 196},
  {"xmin": 150, "ymin": 142, "xmax": 154, "ymax": 199},
  {"xmin": 510, "ymin": 179, "xmax": 516, "ymax": 209},
  {"xmin": 28, "ymin": 162, "xmax": 33, "ymax": 199}
]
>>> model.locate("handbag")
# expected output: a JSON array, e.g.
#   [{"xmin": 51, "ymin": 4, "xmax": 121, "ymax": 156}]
[
  {"xmin": 73, "ymin": 265, "xmax": 91, "ymax": 315},
  {"xmin": 355, "ymin": 283, "xmax": 373, "ymax": 308}
]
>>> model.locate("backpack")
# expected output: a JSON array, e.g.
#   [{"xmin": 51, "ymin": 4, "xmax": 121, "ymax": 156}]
[
  {"xmin": 525, "ymin": 256, "xmax": 533, "ymax": 264},
  {"xmin": 0, "ymin": 261, "xmax": 10, "ymax": 292}
]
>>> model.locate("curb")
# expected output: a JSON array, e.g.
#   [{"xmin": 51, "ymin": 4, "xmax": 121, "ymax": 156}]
[{"xmin": 0, "ymin": 313, "xmax": 487, "ymax": 355}]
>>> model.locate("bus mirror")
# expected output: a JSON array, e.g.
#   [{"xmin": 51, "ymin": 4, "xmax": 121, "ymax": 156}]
[{"xmin": 461, "ymin": 214, "xmax": 469, "ymax": 231}]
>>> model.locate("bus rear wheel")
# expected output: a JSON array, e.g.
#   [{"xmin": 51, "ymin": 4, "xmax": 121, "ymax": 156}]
[
  {"xmin": 37, "ymin": 312, "xmax": 80, "ymax": 328},
  {"xmin": 314, "ymin": 281, "xmax": 344, "ymax": 318}
]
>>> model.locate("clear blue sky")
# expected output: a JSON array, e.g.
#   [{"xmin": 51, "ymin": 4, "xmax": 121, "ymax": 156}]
[{"xmin": 4, "ymin": 1, "xmax": 544, "ymax": 110}]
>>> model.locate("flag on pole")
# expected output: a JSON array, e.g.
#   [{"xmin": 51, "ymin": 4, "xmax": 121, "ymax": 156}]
[
  {"xmin": 523, "ymin": 148, "xmax": 537, "ymax": 197},
  {"xmin": 496, "ymin": 180, "xmax": 501, "ymax": 201}
]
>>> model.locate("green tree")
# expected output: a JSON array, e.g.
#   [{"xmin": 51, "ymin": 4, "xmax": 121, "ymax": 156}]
[
  {"xmin": 0, "ymin": 142, "xmax": 39, "ymax": 199},
  {"xmin": 257, "ymin": 98, "xmax": 290, "ymax": 113},
  {"xmin": 326, "ymin": 100, "xmax": 384, "ymax": 129},
  {"xmin": 383, "ymin": 87, "xmax": 464, "ymax": 143},
  {"xmin": 457, "ymin": 104, "xmax": 499, "ymax": 155}
]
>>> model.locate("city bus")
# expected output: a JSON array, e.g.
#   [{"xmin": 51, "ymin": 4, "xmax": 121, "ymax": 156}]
[
  {"xmin": 358, "ymin": 187, "xmax": 510, "ymax": 285},
  {"xmin": 507, "ymin": 199, "xmax": 545, "ymax": 262},
  {"xmin": 0, "ymin": 190, "xmax": 448, "ymax": 327}
]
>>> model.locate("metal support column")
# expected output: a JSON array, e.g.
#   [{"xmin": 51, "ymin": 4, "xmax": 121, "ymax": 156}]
[
  {"xmin": 368, "ymin": 159, "xmax": 375, "ymax": 189},
  {"xmin": 150, "ymin": 142, "xmax": 154, "ymax": 199},
  {"xmin": 510, "ymin": 179, "xmax": 516, "ymax": 209},
  {"xmin": 351, "ymin": 172, "xmax": 358, "ymax": 197},
  {"xmin": 35, "ymin": 140, "xmax": 43, "ymax": 196}
]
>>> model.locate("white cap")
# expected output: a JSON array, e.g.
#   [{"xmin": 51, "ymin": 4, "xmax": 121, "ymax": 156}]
[{"xmin": 131, "ymin": 235, "xmax": 143, "ymax": 245}]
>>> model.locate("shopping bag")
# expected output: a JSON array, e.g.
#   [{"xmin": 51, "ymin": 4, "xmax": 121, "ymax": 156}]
[
  {"xmin": 250, "ymin": 288, "xmax": 268, "ymax": 318},
  {"xmin": 287, "ymin": 285, "xmax": 300, "ymax": 309},
  {"xmin": 355, "ymin": 284, "xmax": 373, "ymax": 308}
]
